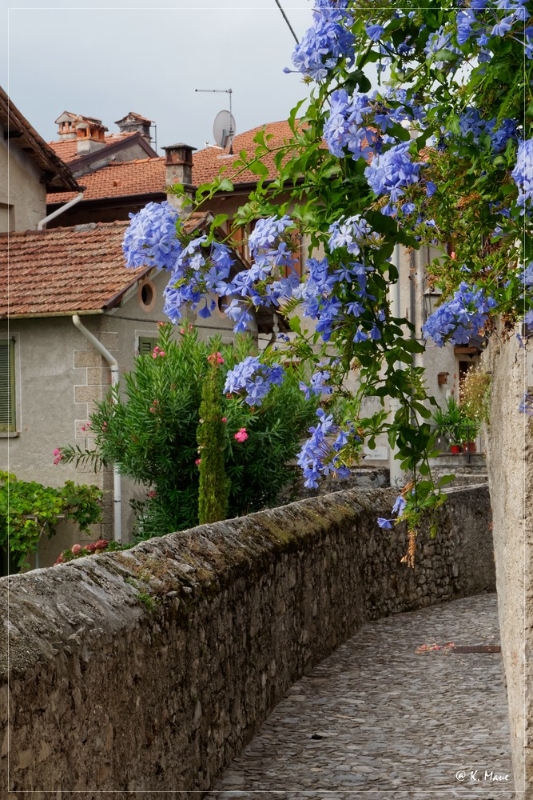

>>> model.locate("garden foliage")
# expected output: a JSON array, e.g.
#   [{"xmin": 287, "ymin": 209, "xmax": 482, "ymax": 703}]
[
  {"xmin": 0, "ymin": 471, "xmax": 102, "ymax": 570},
  {"xmin": 62, "ymin": 325, "xmax": 317, "ymax": 539},
  {"xmin": 120, "ymin": 0, "xmax": 531, "ymax": 549}
]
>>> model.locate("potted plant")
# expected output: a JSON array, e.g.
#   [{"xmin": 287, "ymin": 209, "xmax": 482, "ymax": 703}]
[{"xmin": 432, "ymin": 397, "xmax": 467, "ymax": 454}]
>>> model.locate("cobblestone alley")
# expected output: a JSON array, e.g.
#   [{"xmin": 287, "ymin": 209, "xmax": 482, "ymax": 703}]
[{"xmin": 207, "ymin": 593, "xmax": 513, "ymax": 800}]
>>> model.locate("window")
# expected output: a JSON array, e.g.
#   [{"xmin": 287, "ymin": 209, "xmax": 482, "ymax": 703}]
[
  {"xmin": 138, "ymin": 336, "xmax": 158, "ymax": 356},
  {"xmin": 0, "ymin": 338, "xmax": 16, "ymax": 432}
]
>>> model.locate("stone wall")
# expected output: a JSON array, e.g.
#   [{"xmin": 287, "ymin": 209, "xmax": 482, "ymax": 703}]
[
  {"xmin": 0, "ymin": 485, "xmax": 493, "ymax": 797},
  {"xmin": 484, "ymin": 331, "xmax": 533, "ymax": 796}
]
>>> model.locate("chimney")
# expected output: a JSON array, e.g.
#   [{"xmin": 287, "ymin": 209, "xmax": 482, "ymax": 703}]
[
  {"xmin": 164, "ymin": 144, "xmax": 196, "ymax": 210},
  {"xmin": 115, "ymin": 112, "xmax": 153, "ymax": 143},
  {"xmin": 55, "ymin": 111, "xmax": 78, "ymax": 140},
  {"xmin": 75, "ymin": 116, "xmax": 108, "ymax": 156}
]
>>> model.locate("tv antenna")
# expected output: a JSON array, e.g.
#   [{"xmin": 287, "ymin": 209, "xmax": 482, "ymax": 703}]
[{"xmin": 195, "ymin": 88, "xmax": 236, "ymax": 153}]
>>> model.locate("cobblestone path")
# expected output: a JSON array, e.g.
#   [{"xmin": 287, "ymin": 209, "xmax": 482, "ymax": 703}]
[{"xmin": 207, "ymin": 593, "xmax": 513, "ymax": 799}]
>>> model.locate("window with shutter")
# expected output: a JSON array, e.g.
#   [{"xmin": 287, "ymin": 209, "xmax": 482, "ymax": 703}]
[
  {"xmin": 0, "ymin": 339, "xmax": 16, "ymax": 432},
  {"xmin": 138, "ymin": 336, "xmax": 158, "ymax": 356}
]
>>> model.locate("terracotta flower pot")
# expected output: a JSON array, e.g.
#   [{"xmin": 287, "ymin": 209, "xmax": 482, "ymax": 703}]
[{"xmin": 463, "ymin": 442, "xmax": 476, "ymax": 453}]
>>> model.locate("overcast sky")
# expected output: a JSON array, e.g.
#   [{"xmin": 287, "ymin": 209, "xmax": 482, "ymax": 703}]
[{"xmin": 1, "ymin": 1, "xmax": 315, "ymax": 154}]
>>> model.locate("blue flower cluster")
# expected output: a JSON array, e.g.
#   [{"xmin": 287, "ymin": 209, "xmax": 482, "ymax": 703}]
[
  {"xmin": 297, "ymin": 408, "xmax": 351, "ymax": 488},
  {"xmin": 458, "ymin": 108, "xmax": 517, "ymax": 153},
  {"xmin": 511, "ymin": 139, "xmax": 533, "ymax": 209},
  {"xmin": 299, "ymin": 369, "xmax": 333, "ymax": 400},
  {"xmin": 290, "ymin": 1, "xmax": 354, "ymax": 80},
  {"xmin": 422, "ymin": 281, "xmax": 497, "ymax": 347},
  {"xmin": 365, "ymin": 142, "xmax": 423, "ymax": 216},
  {"xmin": 123, "ymin": 201, "xmax": 182, "ymax": 271},
  {"xmin": 223, "ymin": 356, "xmax": 285, "ymax": 406},
  {"xmin": 163, "ymin": 237, "xmax": 235, "ymax": 324},
  {"xmin": 454, "ymin": 0, "xmax": 532, "ymax": 58}
]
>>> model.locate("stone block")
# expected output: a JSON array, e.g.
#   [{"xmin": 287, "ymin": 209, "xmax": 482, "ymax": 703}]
[
  {"xmin": 74, "ymin": 385, "xmax": 103, "ymax": 404},
  {"xmin": 73, "ymin": 349, "xmax": 103, "ymax": 368}
]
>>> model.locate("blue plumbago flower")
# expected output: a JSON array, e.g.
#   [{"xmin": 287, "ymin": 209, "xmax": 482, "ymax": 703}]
[
  {"xmin": 491, "ymin": 15, "xmax": 514, "ymax": 36},
  {"xmin": 224, "ymin": 356, "xmax": 285, "ymax": 406},
  {"xmin": 524, "ymin": 310, "xmax": 533, "ymax": 326},
  {"xmin": 328, "ymin": 215, "xmax": 379, "ymax": 255},
  {"xmin": 512, "ymin": 139, "xmax": 533, "ymax": 208},
  {"xmin": 377, "ymin": 518, "xmax": 393, "ymax": 529},
  {"xmin": 392, "ymin": 495, "xmax": 407, "ymax": 515},
  {"xmin": 366, "ymin": 22, "xmax": 385, "ymax": 41},
  {"xmin": 224, "ymin": 300, "xmax": 255, "ymax": 333},
  {"xmin": 300, "ymin": 369, "xmax": 333, "ymax": 400},
  {"xmin": 297, "ymin": 408, "xmax": 351, "ymax": 488},
  {"xmin": 162, "ymin": 237, "xmax": 234, "ymax": 323},
  {"xmin": 422, "ymin": 281, "xmax": 497, "ymax": 347},
  {"xmin": 519, "ymin": 392, "xmax": 533, "ymax": 415},
  {"xmin": 291, "ymin": 1, "xmax": 355, "ymax": 80},
  {"xmin": 364, "ymin": 142, "xmax": 422, "ymax": 216},
  {"xmin": 457, "ymin": 8, "xmax": 478, "ymax": 43},
  {"xmin": 123, "ymin": 201, "xmax": 182, "ymax": 271},
  {"xmin": 520, "ymin": 263, "xmax": 533, "ymax": 285},
  {"xmin": 489, "ymin": 118, "xmax": 517, "ymax": 152}
]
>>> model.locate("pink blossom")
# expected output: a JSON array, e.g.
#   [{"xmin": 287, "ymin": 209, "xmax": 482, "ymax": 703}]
[
  {"xmin": 55, "ymin": 553, "xmax": 64, "ymax": 565},
  {"xmin": 221, "ymin": 417, "xmax": 227, "ymax": 423},
  {"xmin": 208, "ymin": 351, "xmax": 224, "ymax": 365},
  {"xmin": 80, "ymin": 422, "xmax": 91, "ymax": 432},
  {"xmin": 195, "ymin": 458, "xmax": 202, "ymax": 465},
  {"xmin": 85, "ymin": 543, "xmax": 97, "ymax": 553},
  {"xmin": 71, "ymin": 544, "xmax": 82, "ymax": 555},
  {"xmin": 96, "ymin": 539, "xmax": 109, "ymax": 550},
  {"xmin": 147, "ymin": 490, "xmax": 157, "ymax": 499},
  {"xmin": 234, "ymin": 427, "xmax": 249, "ymax": 443},
  {"xmin": 53, "ymin": 448, "xmax": 63, "ymax": 465}
]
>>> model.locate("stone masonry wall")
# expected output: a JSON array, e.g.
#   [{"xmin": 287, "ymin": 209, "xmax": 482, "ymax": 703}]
[
  {"xmin": 0, "ymin": 485, "xmax": 493, "ymax": 798},
  {"xmin": 484, "ymin": 330, "xmax": 533, "ymax": 796}
]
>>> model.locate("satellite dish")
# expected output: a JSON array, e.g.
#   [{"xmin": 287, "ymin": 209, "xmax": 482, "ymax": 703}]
[{"xmin": 213, "ymin": 109, "xmax": 236, "ymax": 149}]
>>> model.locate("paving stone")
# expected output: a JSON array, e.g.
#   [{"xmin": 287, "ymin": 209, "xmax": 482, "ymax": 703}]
[{"xmin": 206, "ymin": 594, "xmax": 514, "ymax": 798}]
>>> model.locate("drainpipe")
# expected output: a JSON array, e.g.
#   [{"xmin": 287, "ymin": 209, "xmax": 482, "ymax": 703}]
[
  {"xmin": 72, "ymin": 314, "xmax": 122, "ymax": 543},
  {"xmin": 388, "ymin": 245, "xmax": 404, "ymax": 489},
  {"xmin": 38, "ymin": 192, "xmax": 84, "ymax": 230}
]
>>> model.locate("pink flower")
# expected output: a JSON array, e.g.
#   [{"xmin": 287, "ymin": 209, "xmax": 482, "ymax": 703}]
[
  {"xmin": 208, "ymin": 351, "xmax": 224, "ymax": 365},
  {"xmin": 221, "ymin": 417, "xmax": 227, "ymax": 423},
  {"xmin": 96, "ymin": 539, "xmax": 109, "ymax": 550},
  {"xmin": 53, "ymin": 448, "xmax": 63, "ymax": 465},
  {"xmin": 195, "ymin": 458, "xmax": 202, "ymax": 465},
  {"xmin": 234, "ymin": 427, "xmax": 248, "ymax": 443},
  {"xmin": 71, "ymin": 544, "xmax": 82, "ymax": 555},
  {"xmin": 152, "ymin": 346, "xmax": 161, "ymax": 359},
  {"xmin": 147, "ymin": 490, "xmax": 157, "ymax": 499},
  {"xmin": 80, "ymin": 422, "xmax": 91, "ymax": 432},
  {"xmin": 158, "ymin": 350, "xmax": 165, "ymax": 357},
  {"xmin": 85, "ymin": 543, "xmax": 96, "ymax": 553},
  {"xmin": 55, "ymin": 553, "xmax": 64, "ymax": 565}
]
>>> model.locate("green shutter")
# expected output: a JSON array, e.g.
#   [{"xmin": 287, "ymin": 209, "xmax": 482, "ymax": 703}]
[
  {"xmin": 138, "ymin": 336, "xmax": 158, "ymax": 356},
  {"xmin": 0, "ymin": 339, "xmax": 16, "ymax": 432}
]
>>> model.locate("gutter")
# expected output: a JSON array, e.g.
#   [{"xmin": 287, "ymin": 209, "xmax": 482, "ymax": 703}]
[
  {"xmin": 72, "ymin": 314, "xmax": 122, "ymax": 543},
  {"xmin": 38, "ymin": 192, "xmax": 84, "ymax": 230}
]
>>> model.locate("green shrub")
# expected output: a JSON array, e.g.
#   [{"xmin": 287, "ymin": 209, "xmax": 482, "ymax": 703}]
[
  {"xmin": 0, "ymin": 471, "xmax": 102, "ymax": 571},
  {"xmin": 61, "ymin": 325, "xmax": 317, "ymax": 539}
]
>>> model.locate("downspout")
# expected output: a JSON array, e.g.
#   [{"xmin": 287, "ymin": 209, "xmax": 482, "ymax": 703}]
[
  {"xmin": 72, "ymin": 314, "xmax": 122, "ymax": 543},
  {"xmin": 38, "ymin": 192, "xmax": 84, "ymax": 230}
]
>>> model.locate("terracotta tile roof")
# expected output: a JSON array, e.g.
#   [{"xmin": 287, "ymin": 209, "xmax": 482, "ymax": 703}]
[
  {"xmin": 0, "ymin": 222, "xmax": 146, "ymax": 318},
  {"xmin": 193, "ymin": 120, "xmax": 300, "ymax": 186},
  {"xmin": 0, "ymin": 214, "xmax": 214, "ymax": 318},
  {"xmin": 48, "ymin": 132, "xmax": 138, "ymax": 163},
  {"xmin": 45, "ymin": 120, "xmax": 302, "ymax": 206},
  {"xmin": 49, "ymin": 158, "xmax": 166, "ymax": 204}
]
